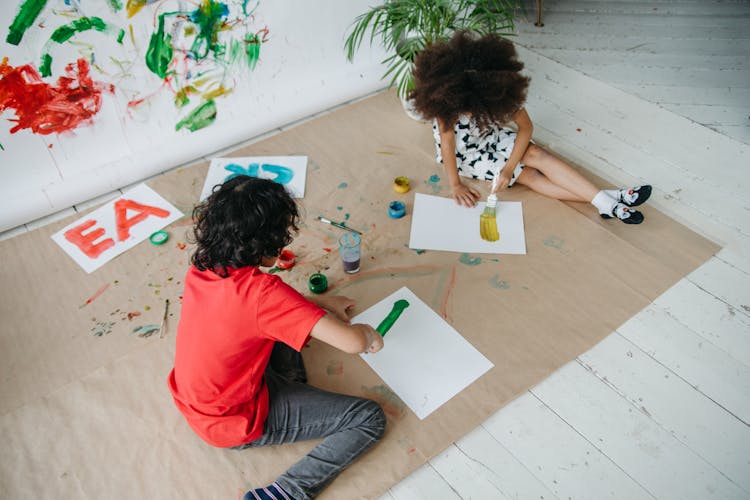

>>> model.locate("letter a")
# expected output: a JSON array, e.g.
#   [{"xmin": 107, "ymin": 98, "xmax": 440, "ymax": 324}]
[{"xmin": 114, "ymin": 199, "xmax": 170, "ymax": 241}]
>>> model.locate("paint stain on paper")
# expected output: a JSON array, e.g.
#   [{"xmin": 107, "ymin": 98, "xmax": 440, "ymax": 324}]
[
  {"xmin": 90, "ymin": 321, "xmax": 115, "ymax": 337},
  {"xmin": 404, "ymin": 244, "xmax": 426, "ymax": 255},
  {"xmin": 326, "ymin": 360, "xmax": 343, "ymax": 376},
  {"xmin": 459, "ymin": 253, "xmax": 482, "ymax": 266},
  {"xmin": 458, "ymin": 253, "xmax": 499, "ymax": 266},
  {"xmin": 361, "ymin": 384, "xmax": 406, "ymax": 420},
  {"xmin": 338, "ymin": 182, "xmax": 348, "ymax": 189},
  {"xmin": 80, "ymin": 283, "xmax": 110, "ymax": 308},
  {"xmin": 132, "ymin": 324, "xmax": 160, "ymax": 337},
  {"xmin": 489, "ymin": 274, "xmax": 510, "ymax": 289},
  {"xmin": 543, "ymin": 235, "xmax": 570, "ymax": 255},
  {"xmin": 0, "ymin": 57, "xmax": 113, "ymax": 135}
]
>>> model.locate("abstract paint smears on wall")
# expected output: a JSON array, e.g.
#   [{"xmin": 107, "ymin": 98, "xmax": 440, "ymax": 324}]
[
  {"xmin": 133, "ymin": 0, "xmax": 269, "ymax": 131},
  {"xmin": 1, "ymin": 0, "xmax": 268, "ymax": 136},
  {"xmin": 0, "ymin": 57, "xmax": 113, "ymax": 134}
]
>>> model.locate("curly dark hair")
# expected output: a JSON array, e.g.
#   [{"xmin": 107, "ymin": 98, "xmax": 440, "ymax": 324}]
[
  {"xmin": 409, "ymin": 31, "xmax": 530, "ymax": 131},
  {"xmin": 190, "ymin": 175, "xmax": 299, "ymax": 274}
]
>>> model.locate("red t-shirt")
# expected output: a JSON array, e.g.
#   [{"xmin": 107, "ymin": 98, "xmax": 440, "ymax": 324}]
[{"xmin": 167, "ymin": 265, "xmax": 325, "ymax": 448}]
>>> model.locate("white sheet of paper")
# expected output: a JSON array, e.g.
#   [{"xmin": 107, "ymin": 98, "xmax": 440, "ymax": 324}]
[
  {"xmin": 355, "ymin": 287, "xmax": 493, "ymax": 420},
  {"xmin": 51, "ymin": 184, "xmax": 183, "ymax": 273},
  {"xmin": 409, "ymin": 193, "xmax": 526, "ymax": 254},
  {"xmin": 200, "ymin": 156, "xmax": 308, "ymax": 201}
]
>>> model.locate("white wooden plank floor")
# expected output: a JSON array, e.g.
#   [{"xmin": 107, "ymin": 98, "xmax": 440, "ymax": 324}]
[{"xmin": 382, "ymin": 2, "xmax": 750, "ymax": 498}]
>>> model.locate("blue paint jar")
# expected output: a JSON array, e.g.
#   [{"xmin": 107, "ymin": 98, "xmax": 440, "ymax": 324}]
[{"xmin": 388, "ymin": 201, "xmax": 405, "ymax": 219}]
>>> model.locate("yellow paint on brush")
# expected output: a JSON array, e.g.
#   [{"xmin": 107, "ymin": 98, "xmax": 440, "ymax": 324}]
[{"xmin": 480, "ymin": 212, "xmax": 499, "ymax": 242}]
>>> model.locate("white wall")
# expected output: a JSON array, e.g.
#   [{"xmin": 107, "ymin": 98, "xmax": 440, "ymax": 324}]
[{"xmin": 0, "ymin": 0, "xmax": 387, "ymax": 232}]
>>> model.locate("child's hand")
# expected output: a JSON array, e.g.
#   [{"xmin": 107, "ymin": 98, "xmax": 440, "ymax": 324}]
[
  {"xmin": 451, "ymin": 181, "xmax": 481, "ymax": 207},
  {"xmin": 493, "ymin": 170, "xmax": 514, "ymax": 193},
  {"xmin": 355, "ymin": 323, "xmax": 383, "ymax": 354}
]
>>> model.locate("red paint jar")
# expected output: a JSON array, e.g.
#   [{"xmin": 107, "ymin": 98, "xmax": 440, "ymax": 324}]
[{"xmin": 276, "ymin": 250, "xmax": 296, "ymax": 269}]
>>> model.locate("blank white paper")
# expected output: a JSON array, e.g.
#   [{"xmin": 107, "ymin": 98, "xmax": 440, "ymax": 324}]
[
  {"xmin": 409, "ymin": 193, "xmax": 526, "ymax": 254},
  {"xmin": 355, "ymin": 287, "xmax": 493, "ymax": 420}
]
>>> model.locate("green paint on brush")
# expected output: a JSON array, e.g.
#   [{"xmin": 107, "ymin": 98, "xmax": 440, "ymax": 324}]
[
  {"xmin": 6, "ymin": 0, "xmax": 48, "ymax": 45},
  {"xmin": 117, "ymin": 28, "xmax": 125, "ymax": 44},
  {"xmin": 175, "ymin": 99, "xmax": 217, "ymax": 132},
  {"xmin": 0, "ymin": 143, "xmax": 5, "ymax": 151},
  {"xmin": 146, "ymin": 13, "xmax": 174, "ymax": 79},
  {"xmin": 376, "ymin": 299, "xmax": 410, "ymax": 337}
]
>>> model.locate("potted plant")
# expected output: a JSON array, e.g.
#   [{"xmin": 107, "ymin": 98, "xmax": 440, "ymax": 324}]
[{"xmin": 344, "ymin": 0, "xmax": 521, "ymax": 118}]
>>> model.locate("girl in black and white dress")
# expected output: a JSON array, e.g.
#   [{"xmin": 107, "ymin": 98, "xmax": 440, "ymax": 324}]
[{"xmin": 413, "ymin": 31, "xmax": 651, "ymax": 224}]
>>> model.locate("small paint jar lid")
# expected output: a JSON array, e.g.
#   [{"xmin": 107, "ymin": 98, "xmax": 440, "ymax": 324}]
[
  {"xmin": 388, "ymin": 201, "xmax": 406, "ymax": 219},
  {"xmin": 393, "ymin": 176, "xmax": 410, "ymax": 193},
  {"xmin": 149, "ymin": 230, "xmax": 169, "ymax": 245},
  {"xmin": 308, "ymin": 273, "xmax": 328, "ymax": 294},
  {"xmin": 276, "ymin": 250, "xmax": 296, "ymax": 269}
]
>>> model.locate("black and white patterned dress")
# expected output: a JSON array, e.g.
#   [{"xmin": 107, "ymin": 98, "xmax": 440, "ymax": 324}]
[{"xmin": 433, "ymin": 115, "xmax": 525, "ymax": 186}]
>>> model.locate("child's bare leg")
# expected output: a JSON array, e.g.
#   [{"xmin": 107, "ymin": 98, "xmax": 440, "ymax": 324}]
[
  {"xmin": 518, "ymin": 144, "xmax": 598, "ymax": 201},
  {"xmin": 515, "ymin": 144, "xmax": 648, "ymax": 224},
  {"xmin": 514, "ymin": 166, "xmax": 587, "ymax": 202}
]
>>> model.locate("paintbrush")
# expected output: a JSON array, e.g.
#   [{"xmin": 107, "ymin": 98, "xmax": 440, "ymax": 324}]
[
  {"xmin": 159, "ymin": 299, "xmax": 170, "ymax": 339},
  {"xmin": 479, "ymin": 179, "xmax": 499, "ymax": 242},
  {"xmin": 316, "ymin": 216, "xmax": 363, "ymax": 235}
]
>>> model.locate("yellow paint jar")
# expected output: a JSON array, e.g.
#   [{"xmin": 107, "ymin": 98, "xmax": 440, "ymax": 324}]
[{"xmin": 393, "ymin": 176, "xmax": 410, "ymax": 193}]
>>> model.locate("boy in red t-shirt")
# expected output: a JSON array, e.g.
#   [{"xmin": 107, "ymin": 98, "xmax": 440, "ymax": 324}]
[{"xmin": 168, "ymin": 175, "xmax": 385, "ymax": 500}]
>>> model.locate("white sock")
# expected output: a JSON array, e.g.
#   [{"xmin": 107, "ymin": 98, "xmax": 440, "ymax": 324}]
[
  {"xmin": 591, "ymin": 191, "xmax": 617, "ymax": 216},
  {"xmin": 605, "ymin": 187, "xmax": 641, "ymax": 205}
]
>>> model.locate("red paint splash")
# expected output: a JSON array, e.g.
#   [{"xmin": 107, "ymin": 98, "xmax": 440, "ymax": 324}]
[
  {"xmin": 176, "ymin": 242, "xmax": 186, "ymax": 250},
  {"xmin": 80, "ymin": 283, "xmax": 110, "ymax": 308},
  {"xmin": 0, "ymin": 57, "xmax": 113, "ymax": 135},
  {"xmin": 322, "ymin": 247, "xmax": 332, "ymax": 253}
]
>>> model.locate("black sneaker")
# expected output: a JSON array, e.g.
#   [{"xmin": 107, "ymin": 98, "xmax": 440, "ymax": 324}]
[
  {"xmin": 619, "ymin": 185, "xmax": 652, "ymax": 207},
  {"xmin": 601, "ymin": 202, "xmax": 644, "ymax": 224}
]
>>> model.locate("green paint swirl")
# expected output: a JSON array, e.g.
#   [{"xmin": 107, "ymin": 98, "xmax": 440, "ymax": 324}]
[{"xmin": 175, "ymin": 100, "xmax": 217, "ymax": 132}]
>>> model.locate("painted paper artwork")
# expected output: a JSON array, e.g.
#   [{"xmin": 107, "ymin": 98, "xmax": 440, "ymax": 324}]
[
  {"xmin": 354, "ymin": 287, "xmax": 494, "ymax": 420},
  {"xmin": 51, "ymin": 184, "xmax": 183, "ymax": 273},
  {"xmin": 409, "ymin": 193, "xmax": 527, "ymax": 255},
  {"xmin": 200, "ymin": 156, "xmax": 308, "ymax": 200}
]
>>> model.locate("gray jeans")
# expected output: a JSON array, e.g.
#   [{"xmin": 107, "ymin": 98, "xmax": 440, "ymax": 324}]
[{"xmin": 236, "ymin": 346, "xmax": 386, "ymax": 500}]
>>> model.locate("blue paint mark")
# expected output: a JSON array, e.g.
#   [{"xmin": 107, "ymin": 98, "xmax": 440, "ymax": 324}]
[
  {"xmin": 338, "ymin": 182, "xmax": 348, "ymax": 189},
  {"xmin": 337, "ymin": 206, "xmax": 343, "ymax": 211},
  {"xmin": 344, "ymin": 213, "xmax": 350, "ymax": 220},
  {"xmin": 224, "ymin": 163, "xmax": 294, "ymax": 184},
  {"xmin": 425, "ymin": 174, "xmax": 441, "ymax": 193}
]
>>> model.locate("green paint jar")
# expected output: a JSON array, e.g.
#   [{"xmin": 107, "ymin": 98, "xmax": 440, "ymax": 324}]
[{"xmin": 308, "ymin": 273, "xmax": 328, "ymax": 294}]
